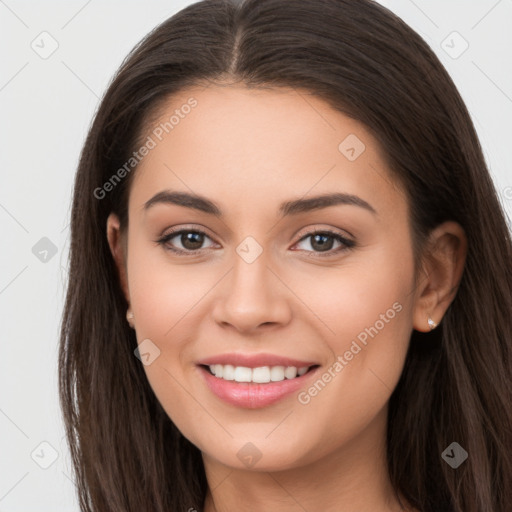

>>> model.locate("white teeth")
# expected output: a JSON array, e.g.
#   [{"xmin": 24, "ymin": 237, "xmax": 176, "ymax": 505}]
[
  {"xmin": 270, "ymin": 366, "xmax": 285, "ymax": 381},
  {"xmin": 234, "ymin": 366, "xmax": 252, "ymax": 382},
  {"xmin": 284, "ymin": 366, "xmax": 297, "ymax": 379},
  {"xmin": 207, "ymin": 364, "xmax": 311, "ymax": 383},
  {"xmin": 222, "ymin": 364, "xmax": 235, "ymax": 380},
  {"xmin": 214, "ymin": 364, "xmax": 223, "ymax": 378},
  {"xmin": 252, "ymin": 367, "xmax": 271, "ymax": 383}
]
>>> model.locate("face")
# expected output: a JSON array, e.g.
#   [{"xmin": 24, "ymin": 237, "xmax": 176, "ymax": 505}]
[{"xmin": 109, "ymin": 84, "xmax": 420, "ymax": 472}]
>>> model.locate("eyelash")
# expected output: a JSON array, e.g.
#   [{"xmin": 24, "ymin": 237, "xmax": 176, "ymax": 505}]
[{"xmin": 155, "ymin": 227, "xmax": 356, "ymax": 258}]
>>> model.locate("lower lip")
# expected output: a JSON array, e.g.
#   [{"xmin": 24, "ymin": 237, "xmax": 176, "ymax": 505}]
[{"xmin": 198, "ymin": 365, "xmax": 319, "ymax": 409}]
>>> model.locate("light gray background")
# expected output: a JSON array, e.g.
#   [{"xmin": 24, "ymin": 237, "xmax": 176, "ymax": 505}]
[{"xmin": 1, "ymin": 0, "xmax": 511, "ymax": 510}]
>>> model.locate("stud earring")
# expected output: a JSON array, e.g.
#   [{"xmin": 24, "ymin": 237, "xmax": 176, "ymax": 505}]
[
  {"xmin": 427, "ymin": 316, "xmax": 437, "ymax": 330},
  {"xmin": 126, "ymin": 309, "xmax": 135, "ymax": 328}
]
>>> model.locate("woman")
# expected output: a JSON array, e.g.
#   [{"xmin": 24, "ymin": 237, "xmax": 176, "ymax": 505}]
[{"xmin": 59, "ymin": 0, "xmax": 512, "ymax": 510}]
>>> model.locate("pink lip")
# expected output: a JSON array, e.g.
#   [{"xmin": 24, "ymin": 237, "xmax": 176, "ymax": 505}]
[
  {"xmin": 196, "ymin": 352, "xmax": 317, "ymax": 368},
  {"xmin": 197, "ymin": 364, "xmax": 320, "ymax": 409}
]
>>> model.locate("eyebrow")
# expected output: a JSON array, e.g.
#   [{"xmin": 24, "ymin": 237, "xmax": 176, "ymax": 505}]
[{"xmin": 143, "ymin": 190, "xmax": 377, "ymax": 217}]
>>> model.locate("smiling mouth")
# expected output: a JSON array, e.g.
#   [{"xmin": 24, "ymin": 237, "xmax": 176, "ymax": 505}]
[{"xmin": 200, "ymin": 364, "xmax": 319, "ymax": 383}]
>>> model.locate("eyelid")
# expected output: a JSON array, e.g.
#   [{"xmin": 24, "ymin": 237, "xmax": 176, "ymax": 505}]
[
  {"xmin": 159, "ymin": 223, "xmax": 216, "ymax": 239},
  {"xmin": 156, "ymin": 224, "xmax": 355, "ymax": 256},
  {"xmin": 155, "ymin": 224, "xmax": 219, "ymax": 255},
  {"xmin": 293, "ymin": 223, "xmax": 355, "ymax": 241},
  {"xmin": 291, "ymin": 227, "xmax": 355, "ymax": 257}
]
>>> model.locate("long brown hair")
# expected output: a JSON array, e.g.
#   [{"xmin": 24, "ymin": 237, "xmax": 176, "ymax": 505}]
[{"xmin": 59, "ymin": 0, "xmax": 512, "ymax": 510}]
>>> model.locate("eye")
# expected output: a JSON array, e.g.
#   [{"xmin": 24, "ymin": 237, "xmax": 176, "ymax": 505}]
[
  {"xmin": 156, "ymin": 227, "xmax": 355, "ymax": 257},
  {"xmin": 156, "ymin": 228, "xmax": 217, "ymax": 255},
  {"xmin": 293, "ymin": 230, "xmax": 355, "ymax": 256}
]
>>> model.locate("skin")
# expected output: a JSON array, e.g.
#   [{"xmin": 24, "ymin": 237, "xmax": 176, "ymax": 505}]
[{"xmin": 107, "ymin": 83, "xmax": 467, "ymax": 512}]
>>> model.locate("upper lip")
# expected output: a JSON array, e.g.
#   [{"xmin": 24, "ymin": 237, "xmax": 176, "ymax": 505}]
[{"xmin": 197, "ymin": 353, "xmax": 318, "ymax": 369}]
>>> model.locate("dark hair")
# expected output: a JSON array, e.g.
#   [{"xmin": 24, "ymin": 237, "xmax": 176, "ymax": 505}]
[{"xmin": 59, "ymin": 0, "xmax": 512, "ymax": 510}]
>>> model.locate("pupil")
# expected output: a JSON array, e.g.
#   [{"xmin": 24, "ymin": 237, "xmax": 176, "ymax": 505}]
[
  {"xmin": 182, "ymin": 232, "xmax": 204, "ymax": 250},
  {"xmin": 311, "ymin": 234, "xmax": 333, "ymax": 252}
]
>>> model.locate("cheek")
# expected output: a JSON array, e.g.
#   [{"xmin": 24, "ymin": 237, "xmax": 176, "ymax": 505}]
[
  {"xmin": 125, "ymin": 241, "xmax": 227, "ymax": 430},
  {"xmin": 285, "ymin": 241, "xmax": 414, "ymax": 385},
  {"xmin": 290, "ymin": 245, "xmax": 416, "ymax": 438},
  {"xmin": 126, "ymin": 239, "xmax": 219, "ymax": 341},
  {"xmin": 284, "ymin": 247, "xmax": 414, "ymax": 359}
]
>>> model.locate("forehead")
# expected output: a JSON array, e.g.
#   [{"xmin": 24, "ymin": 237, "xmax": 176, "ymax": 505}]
[{"xmin": 130, "ymin": 84, "xmax": 406, "ymax": 220}]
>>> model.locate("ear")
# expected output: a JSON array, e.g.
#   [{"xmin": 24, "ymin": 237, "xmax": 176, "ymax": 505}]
[
  {"xmin": 412, "ymin": 221, "xmax": 467, "ymax": 332},
  {"xmin": 106, "ymin": 213, "xmax": 130, "ymax": 302}
]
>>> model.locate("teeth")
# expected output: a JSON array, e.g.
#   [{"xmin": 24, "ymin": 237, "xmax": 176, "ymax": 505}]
[
  {"xmin": 284, "ymin": 366, "xmax": 297, "ymax": 379},
  {"xmin": 252, "ymin": 366, "xmax": 271, "ymax": 383},
  {"xmin": 234, "ymin": 366, "xmax": 252, "ymax": 382},
  {"xmin": 207, "ymin": 364, "xmax": 311, "ymax": 383},
  {"xmin": 222, "ymin": 364, "xmax": 235, "ymax": 380},
  {"xmin": 214, "ymin": 364, "xmax": 223, "ymax": 378},
  {"xmin": 270, "ymin": 366, "xmax": 285, "ymax": 381}
]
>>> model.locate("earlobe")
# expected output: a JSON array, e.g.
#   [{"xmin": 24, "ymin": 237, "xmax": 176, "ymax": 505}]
[
  {"xmin": 106, "ymin": 213, "xmax": 130, "ymax": 302},
  {"xmin": 412, "ymin": 221, "xmax": 467, "ymax": 333}
]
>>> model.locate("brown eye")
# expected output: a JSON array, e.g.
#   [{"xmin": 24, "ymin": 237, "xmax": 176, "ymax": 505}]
[
  {"xmin": 310, "ymin": 233, "xmax": 335, "ymax": 251},
  {"xmin": 294, "ymin": 230, "xmax": 355, "ymax": 256},
  {"xmin": 179, "ymin": 232, "xmax": 205, "ymax": 250},
  {"xmin": 157, "ymin": 229, "xmax": 217, "ymax": 254}
]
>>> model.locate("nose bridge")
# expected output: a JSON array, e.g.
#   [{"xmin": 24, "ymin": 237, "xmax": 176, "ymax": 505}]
[
  {"xmin": 212, "ymin": 240, "xmax": 291, "ymax": 331},
  {"xmin": 229, "ymin": 245, "xmax": 276, "ymax": 309},
  {"xmin": 232, "ymin": 247, "xmax": 271, "ymax": 297}
]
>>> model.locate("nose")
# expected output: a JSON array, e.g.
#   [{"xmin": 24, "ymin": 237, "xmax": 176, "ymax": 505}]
[{"xmin": 211, "ymin": 250, "xmax": 292, "ymax": 334}]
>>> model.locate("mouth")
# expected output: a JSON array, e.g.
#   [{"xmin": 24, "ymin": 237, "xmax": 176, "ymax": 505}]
[
  {"xmin": 197, "ymin": 362, "xmax": 321, "ymax": 409},
  {"xmin": 201, "ymin": 363, "xmax": 319, "ymax": 383}
]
